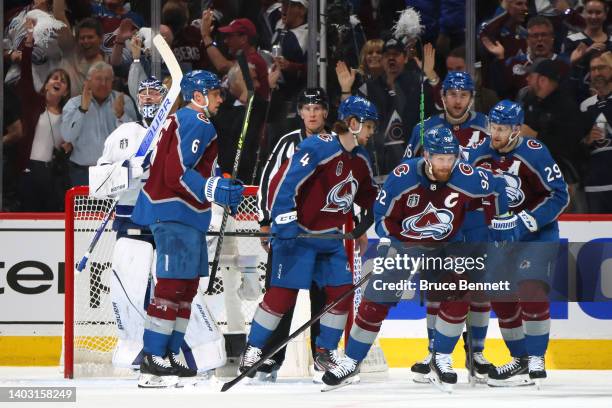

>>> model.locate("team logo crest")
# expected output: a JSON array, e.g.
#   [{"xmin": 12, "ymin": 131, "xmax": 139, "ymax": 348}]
[
  {"xmin": 503, "ymin": 173, "xmax": 525, "ymax": 208},
  {"xmin": 459, "ymin": 163, "xmax": 473, "ymax": 176},
  {"xmin": 197, "ymin": 113, "xmax": 210, "ymax": 123},
  {"xmin": 318, "ymin": 133, "xmax": 333, "ymax": 142},
  {"xmin": 526, "ymin": 139, "xmax": 542, "ymax": 149},
  {"xmin": 407, "ymin": 194, "xmax": 420, "ymax": 208},
  {"xmin": 119, "ymin": 138, "xmax": 128, "ymax": 149},
  {"xmin": 336, "ymin": 161, "xmax": 343, "ymax": 176},
  {"xmin": 322, "ymin": 171, "xmax": 359, "ymax": 214},
  {"xmin": 393, "ymin": 164, "xmax": 410, "ymax": 177},
  {"xmin": 401, "ymin": 202, "xmax": 454, "ymax": 240}
]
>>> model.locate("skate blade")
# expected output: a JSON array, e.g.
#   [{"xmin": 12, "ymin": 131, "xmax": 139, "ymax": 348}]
[
  {"xmin": 254, "ymin": 371, "xmax": 278, "ymax": 384},
  {"xmin": 138, "ymin": 373, "xmax": 179, "ymax": 388},
  {"xmin": 179, "ymin": 372, "xmax": 218, "ymax": 387},
  {"xmin": 426, "ymin": 372, "xmax": 454, "ymax": 394},
  {"xmin": 236, "ymin": 367, "xmax": 257, "ymax": 379},
  {"xmin": 320, "ymin": 375, "xmax": 360, "ymax": 392},
  {"xmin": 487, "ymin": 375, "xmax": 535, "ymax": 388},
  {"xmin": 534, "ymin": 378, "xmax": 543, "ymax": 390},
  {"xmin": 411, "ymin": 372, "xmax": 430, "ymax": 384},
  {"xmin": 468, "ymin": 372, "xmax": 488, "ymax": 386},
  {"xmin": 312, "ymin": 370, "xmax": 324, "ymax": 384}
]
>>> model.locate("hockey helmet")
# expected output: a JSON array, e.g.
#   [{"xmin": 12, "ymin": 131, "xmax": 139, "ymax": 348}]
[
  {"xmin": 489, "ymin": 100, "xmax": 524, "ymax": 126},
  {"xmin": 442, "ymin": 71, "xmax": 475, "ymax": 94},
  {"xmin": 423, "ymin": 127, "xmax": 460, "ymax": 155},
  {"xmin": 180, "ymin": 70, "xmax": 221, "ymax": 101},
  {"xmin": 337, "ymin": 95, "xmax": 379, "ymax": 123},
  {"xmin": 297, "ymin": 87, "xmax": 329, "ymax": 111}
]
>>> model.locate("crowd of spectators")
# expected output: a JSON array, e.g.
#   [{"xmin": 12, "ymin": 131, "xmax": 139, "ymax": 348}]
[{"xmin": 2, "ymin": 0, "xmax": 612, "ymax": 213}]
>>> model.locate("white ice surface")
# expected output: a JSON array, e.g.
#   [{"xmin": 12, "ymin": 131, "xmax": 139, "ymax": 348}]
[{"xmin": 1, "ymin": 367, "xmax": 611, "ymax": 408}]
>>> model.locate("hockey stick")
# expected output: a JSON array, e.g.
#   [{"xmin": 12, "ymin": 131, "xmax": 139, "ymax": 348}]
[
  {"xmin": 221, "ymin": 268, "xmax": 376, "ymax": 392},
  {"xmin": 206, "ymin": 51, "xmax": 255, "ymax": 292},
  {"xmin": 76, "ymin": 34, "xmax": 182, "ymax": 273},
  {"xmin": 465, "ymin": 318, "xmax": 476, "ymax": 387}
]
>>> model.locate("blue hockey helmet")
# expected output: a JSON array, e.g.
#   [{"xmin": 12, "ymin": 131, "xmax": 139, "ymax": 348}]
[
  {"xmin": 338, "ymin": 95, "xmax": 379, "ymax": 123},
  {"xmin": 442, "ymin": 71, "xmax": 475, "ymax": 93},
  {"xmin": 423, "ymin": 127, "xmax": 460, "ymax": 155},
  {"xmin": 489, "ymin": 100, "xmax": 524, "ymax": 126},
  {"xmin": 180, "ymin": 70, "xmax": 221, "ymax": 101}
]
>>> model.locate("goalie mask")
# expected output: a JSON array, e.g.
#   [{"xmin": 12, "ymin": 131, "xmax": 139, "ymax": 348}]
[{"xmin": 138, "ymin": 77, "xmax": 166, "ymax": 120}]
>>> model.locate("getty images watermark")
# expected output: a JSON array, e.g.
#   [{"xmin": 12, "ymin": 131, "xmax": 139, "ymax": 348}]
[{"xmin": 371, "ymin": 253, "xmax": 511, "ymax": 292}]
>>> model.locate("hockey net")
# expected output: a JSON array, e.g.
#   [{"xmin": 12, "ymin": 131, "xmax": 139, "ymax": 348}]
[{"xmin": 63, "ymin": 186, "xmax": 387, "ymax": 378}]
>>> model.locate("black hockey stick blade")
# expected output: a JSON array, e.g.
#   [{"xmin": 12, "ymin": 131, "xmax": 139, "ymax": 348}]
[{"xmin": 220, "ymin": 269, "xmax": 375, "ymax": 392}]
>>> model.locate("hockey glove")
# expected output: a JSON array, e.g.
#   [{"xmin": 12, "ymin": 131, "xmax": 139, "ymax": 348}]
[
  {"xmin": 377, "ymin": 237, "xmax": 392, "ymax": 258},
  {"xmin": 271, "ymin": 211, "xmax": 299, "ymax": 250},
  {"xmin": 204, "ymin": 177, "xmax": 245, "ymax": 214},
  {"xmin": 489, "ymin": 213, "xmax": 520, "ymax": 243},
  {"xmin": 516, "ymin": 210, "xmax": 538, "ymax": 239},
  {"xmin": 238, "ymin": 266, "xmax": 262, "ymax": 301},
  {"xmin": 123, "ymin": 151, "xmax": 152, "ymax": 180}
]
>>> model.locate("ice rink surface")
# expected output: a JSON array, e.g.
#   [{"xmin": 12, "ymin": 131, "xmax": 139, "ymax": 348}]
[{"xmin": 1, "ymin": 368, "xmax": 612, "ymax": 408}]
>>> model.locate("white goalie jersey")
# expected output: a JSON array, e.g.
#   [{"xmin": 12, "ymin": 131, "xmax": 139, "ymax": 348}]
[{"xmin": 94, "ymin": 121, "xmax": 149, "ymax": 216}]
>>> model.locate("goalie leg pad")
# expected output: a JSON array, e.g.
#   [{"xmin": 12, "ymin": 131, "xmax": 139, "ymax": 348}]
[
  {"xmin": 248, "ymin": 286, "xmax": 298, "ymax": 348},
  {"xmin": 183, "ymin": 291, "xmax": 227, "ymax": 372},
  {"xmin": 433, "ymin": 301, "xmax": 469, "ymax": 354},
  {"xmin": 110, "ymin": 237, "xmax": 154, "ymax": 368},
  {"xmin": 491, "ymin": 301, "xmax": 526, "ymax": 357},
  {"xmin": 345, "ymin": 300, "xmax": 390, "ymax": 361},
  {"xmin": 317, "ymin": 284, "xmax": 352, "ymax": 350}
]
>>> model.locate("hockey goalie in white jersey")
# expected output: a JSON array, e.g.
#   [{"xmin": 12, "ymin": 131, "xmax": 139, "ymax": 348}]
[{"xmin": 91, "ymin": 77, "xmax": 226, "ymax": 373}]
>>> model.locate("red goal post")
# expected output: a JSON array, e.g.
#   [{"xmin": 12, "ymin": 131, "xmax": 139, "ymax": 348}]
[{"xmin": 63, "ymin": 185, "xmax": 385, "ymax": 378}]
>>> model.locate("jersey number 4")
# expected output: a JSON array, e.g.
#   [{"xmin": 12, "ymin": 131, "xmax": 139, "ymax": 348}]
[{"xmin": 300, "ymin": 153, "xmax": 310, "ymax": 167}]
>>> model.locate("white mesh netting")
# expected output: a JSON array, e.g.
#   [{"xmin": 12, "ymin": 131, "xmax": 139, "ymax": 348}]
[{"xmin": 64, "ymin": 187, "xmax": 386, "ymax": 378}]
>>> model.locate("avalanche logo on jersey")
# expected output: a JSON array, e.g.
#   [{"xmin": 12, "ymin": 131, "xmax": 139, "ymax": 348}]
[
  {"xmin": 401, "ymin": 202, "xmax": 454, "ymax": 240},
  {"xmin": 322, "ymin": 171, "xmax": 359, "ymax": 214},
  {"xmin": 527, "ymin": 139, "xmax": 542, "ymax": 149},
  {"xmin": 318, "ymin": 133, "xmax": 334, "ymax": 142},
  {"xmin": 393, "ymin": 164, "xmax": 410, "ymax": 177},
  {"xmin": 459, "ymin": 163, "xmax": 474, "ymax": 176},
  {"xmin": 503, "ymin": 173, "xmax": 525, "ymax": 208}
]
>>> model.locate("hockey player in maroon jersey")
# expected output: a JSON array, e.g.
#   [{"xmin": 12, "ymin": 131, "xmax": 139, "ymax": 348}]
[
  {"xmin": 405, "ymin": 71, "xmax": 489, "ymax": 158},
  {"xmin": 238, "ymin": 96, "xmax": 379, "ymax": 379},
  {"xmin": 322, "ymin": 127, "xmax": 515, "ymax": 392},
  {"xmin": 463, "ymin": 100, "xmax": 569, "ymax": 387},
  {"xmin": 404, "ymin": 71, "xmax": 493, "ymax": 384},
  {"xmin": 131, "ymin": 70, "xmax": 244, "ymax": 388}
]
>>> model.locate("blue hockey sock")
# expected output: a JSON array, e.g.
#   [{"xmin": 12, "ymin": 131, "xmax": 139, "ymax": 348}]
[
  {"xmin": 247, "ymin": 305, "xmax": 283, "ymax": 348},
  {"xmin": 316, "ymin": 311, "xmax": 348, "ymax": 350}
]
